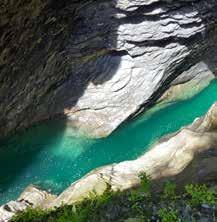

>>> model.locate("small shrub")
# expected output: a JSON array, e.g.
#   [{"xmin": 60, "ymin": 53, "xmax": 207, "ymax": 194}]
[
  {"xmin": 131, "ymin": 202, "xmax": 144, "ymax": 217},
  {"xmin": 128, "ymin": 189, "xmax": 143, "ymax": 202},
  {"xmin": 158, "ymin": 208, "xmax": 179, "ymax": 222},
  {"xmin": 139, "ymin": 172, "xmax": 151, "ymax": 197},
  {"xmin": 162, "ymin": 180, "xmax": 177, "ymax": 200},
  {"xmin": 57, "ymin": 204, "xmax": 90, "ymax": 222},
  {"xmin": 91, "ymin": 189, "xmax": 114, "ymax": 208},
  {"xmin": 11, "ymin": 207, "xmax": 49, "ymax": 222},
  {"xmin": 185, "ymin": 184, "xmax": 217, "ymax": 207}
]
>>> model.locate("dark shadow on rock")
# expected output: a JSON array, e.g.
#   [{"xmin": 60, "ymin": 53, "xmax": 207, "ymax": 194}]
[
  {"xmin": 151, "ymin": 147, "xmax": 217, "ymax": 193},
  {"xmin": 125, "ymin": 0, "xmax": 217, "ymax": 118},
  {"xmin": 0, "ymin": 0, "xmax": 120, "ymax": 137},
  {"xmin": 1, "ymin": 0, "xmax": 217, "ymax": 136},
  {"xmin": 0, "ymin": 0, "xmax": 124, "ymax": 204},
  {"xmin": 0, "ymin": 0, "xmax": 121, "ymax": 200}
]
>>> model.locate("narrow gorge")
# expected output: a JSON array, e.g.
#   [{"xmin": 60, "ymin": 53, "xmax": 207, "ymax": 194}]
[{"xmin": 1, "ymin": 0, "xmax": 217, "ymax": 221}]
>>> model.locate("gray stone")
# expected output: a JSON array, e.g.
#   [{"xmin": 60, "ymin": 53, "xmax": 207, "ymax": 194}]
[
  {"xmin": 1, "ymin": 0, "xmax": 217, "ymax": 138},
  {"xmin": 201, "ymin": 204, "xmax": 212, "ymax": 209}
]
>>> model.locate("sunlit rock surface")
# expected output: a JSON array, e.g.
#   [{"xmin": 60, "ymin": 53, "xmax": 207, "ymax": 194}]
[
  {"xmin": 0, "ymin": 185, "xmax": 55, "ymax": 222},
  {"xmin": 1, "ymin": 0, "xmax": 217, "ymax": 137}
]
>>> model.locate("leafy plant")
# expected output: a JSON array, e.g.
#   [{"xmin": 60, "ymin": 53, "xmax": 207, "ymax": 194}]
[
  {"xmin": 131, "ymin": 202, "xmax": 144, "ymax": 217},
  {"xmin": 90, "ymin": 188, "xmax": 113, "ymax": 208},
  {"xmin": 128, "ymin": 189, "xmax": 143, "ymax": 202},
  {"xmin": 163, "ymin": 180, "xmax": 177, "ymax": 200},
  {"xmin": 56, "ymin": 204, "xmax": 91, "ymax": 222},
  {"xmin": 10, "ymin": 207, "xmax": 49, "ymax": 222},
  {"xmin": 11, "ymin": 189, "xmax": 116, "ymax": 222},
  {"xmin": 158, "ymin": 208, "xmax": 179, "ymax": 222},
  {"xmin": 185, "ymin": 184, "xmax": 217, "ymax": 206},
  {"xmin": 139, "ymin": 172, "xmax": 151, "ymax": 198}
]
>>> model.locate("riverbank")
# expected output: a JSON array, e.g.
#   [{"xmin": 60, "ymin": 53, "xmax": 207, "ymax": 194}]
[
  {"xmin": 10, "ymin": 179, "xmax": 217, "ymax": 222},
  {"xmin": 1, "ymin": 84, "xmax": 217, "ymax": 221}
]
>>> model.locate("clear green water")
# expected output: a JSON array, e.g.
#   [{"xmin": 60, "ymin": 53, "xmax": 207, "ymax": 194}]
[{"xmin": 0, "ymin": 80, "xmax": 217, "ymax": 205}]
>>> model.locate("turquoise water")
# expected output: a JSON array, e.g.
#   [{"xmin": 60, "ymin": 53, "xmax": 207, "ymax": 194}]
[{"xmin": 0, "ymin": 80, "xmax": 217, "ymax": 205}]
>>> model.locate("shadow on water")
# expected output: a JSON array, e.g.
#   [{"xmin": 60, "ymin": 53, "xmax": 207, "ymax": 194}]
[
  {"xmin": 0, "ymin": 80, "xmax": 217, "ymax": 205},
  {"xmin": 0, "ymin": 120, "xmax": 67, "ymax": 197}
]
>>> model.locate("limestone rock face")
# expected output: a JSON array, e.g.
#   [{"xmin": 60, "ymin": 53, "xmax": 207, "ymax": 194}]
[{"xmin": 1, "ymin": 0, "xmax": 217, "ymax": 137}]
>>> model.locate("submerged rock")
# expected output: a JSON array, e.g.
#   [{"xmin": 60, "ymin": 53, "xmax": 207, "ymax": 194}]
[{"xmin": 1, "ymin": 0, "xmax": 217, "ymax": 137}]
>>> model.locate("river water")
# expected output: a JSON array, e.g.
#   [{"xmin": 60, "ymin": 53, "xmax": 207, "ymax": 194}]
[{"xmin": 0, "ymin": 80, "xmax": 217, "ymax": 205}]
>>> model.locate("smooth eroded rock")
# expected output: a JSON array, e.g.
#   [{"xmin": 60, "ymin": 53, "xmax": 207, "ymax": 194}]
[{"xmin": 0, "ymin": 185, "xmax": 55, "ymax": 222}]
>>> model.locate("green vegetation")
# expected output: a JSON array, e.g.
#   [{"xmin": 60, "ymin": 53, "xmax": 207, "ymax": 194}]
[
  {"xmin": 158, "ymin": 208, "xmax": 179, "ymax": 222},
  {"xmin": 139, "ymin": 172, "xmax": 151, "ymax": 197},
  {"xmin": 11, "ymin": 174, "xmax": 217, "ymax": 222},
  {"xmin": 162, "ymin": 180, "xmax": 177, "ymax": 201},
  {"xmin": 185, "ymin": 184, "xmax": 217, "ymax": 207},
  {"xmin": 11, "ymin": 208, "xmax": 48, "ymax": 222}
]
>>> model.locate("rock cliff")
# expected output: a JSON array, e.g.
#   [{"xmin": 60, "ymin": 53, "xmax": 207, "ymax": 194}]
[{"xmin": 1, "ymin": 0, "xmax": 217, "ymax": 137}]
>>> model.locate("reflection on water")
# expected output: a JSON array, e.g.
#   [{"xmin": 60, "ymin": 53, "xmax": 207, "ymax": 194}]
[{"xmin": 0, "ymin": 80, "xmax": 217, "ymax": 205}]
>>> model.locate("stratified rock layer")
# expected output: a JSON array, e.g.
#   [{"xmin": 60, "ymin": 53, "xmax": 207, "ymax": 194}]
[{"xmin": 1, "ymin": 0, "xmax": 217, "ymax": 137}]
